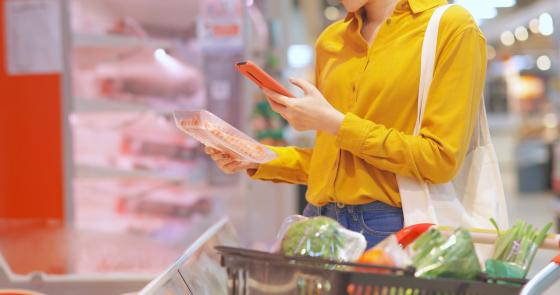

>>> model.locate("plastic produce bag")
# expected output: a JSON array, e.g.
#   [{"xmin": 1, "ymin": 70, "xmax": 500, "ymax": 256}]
[
  {"xmin": 412, "ymin": 228, "xmax": 481, "ymax": 279},
  {"xmin": 396, "ymin": 223, "xmax": 434, "ymax": 248},
  {"xmin": 486, "ymin": 219, "xmax": 552, "ymax": 279},
  {"xmin": 276, "ymin": 215, "xmax": 366, "ymax": 262},
  {"xmin": 358, "ymin": 235, "xmax": 411, "ymax": 268},
  {"xmin": 174, "ymin": 110, "xmax": 277, "ymax": 163},
  {"xmin": 408, "ymin": 228, "xmax": 446, "ymax": 266}
]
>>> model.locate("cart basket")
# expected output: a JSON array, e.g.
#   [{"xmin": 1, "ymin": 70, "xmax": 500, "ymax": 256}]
[{"xmin": 216, "ymin": 246, "xmax": 526, "ymax": 295}]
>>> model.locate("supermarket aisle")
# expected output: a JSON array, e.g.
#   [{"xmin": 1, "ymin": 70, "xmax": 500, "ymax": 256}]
[{"xmin": 493, "ymin": 125, "xmax": 559, "ymax": 293}]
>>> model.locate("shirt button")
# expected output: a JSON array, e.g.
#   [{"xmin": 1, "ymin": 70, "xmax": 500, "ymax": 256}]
[{"xmin": 386, "ymin": 18, "xmax": 392, "ymax": 25}]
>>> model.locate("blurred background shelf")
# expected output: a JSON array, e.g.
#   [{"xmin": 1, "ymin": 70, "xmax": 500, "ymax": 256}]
[
  {"xmin": 75, "ymin": 164, "xmax": 186, "ymax": 182},
  {"xmin": 73, "ymin": 97, "xmax": 171, "ymax": 114},
  {"xmin": 74, "ymin": 164, "xmax": 242, "ymax": 195},
  {"xmin": 73, "ymin": 33, "xmax": 174, "ymax": 49}
]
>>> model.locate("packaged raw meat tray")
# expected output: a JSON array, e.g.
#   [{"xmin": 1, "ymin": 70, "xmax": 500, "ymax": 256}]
[{"xmin": 174, "ymin": 110, "xmax": 277, "ymax": 163}]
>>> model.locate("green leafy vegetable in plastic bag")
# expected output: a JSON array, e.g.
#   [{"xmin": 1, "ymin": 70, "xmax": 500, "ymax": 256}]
[
  {"xmin": 411, "ymin": 228, "xmax": 446, "ymax": 266},
  {"xmin": 486, "ymin": 218, "xmax": 553, "ymax": 279},
  {"xmin": 412, "ymin": 228, "xmax": 481, "ymax": 279},
  {"xmin": 280, "ymin": 216, "xmax": 366, "ymax": 262}
]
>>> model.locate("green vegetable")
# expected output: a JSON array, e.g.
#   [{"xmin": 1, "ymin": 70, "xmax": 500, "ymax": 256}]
[
  {"xmin": 488, "ymin": 219, "xmax": 553, "ymax": 279},
  {"xmin": 411, "ymin": 228, "xmax": 446, "ymax": 266},
  {"xmin": 485, "ymin": 259, "xmax": 526, "ymax": 282},
  {"xmin": 281, "ymin": 217, "xmax": 344, "ymax": 260},
  {"xmin": 412, "ymin": 228, "xmax": 481, "ymax": 279}
]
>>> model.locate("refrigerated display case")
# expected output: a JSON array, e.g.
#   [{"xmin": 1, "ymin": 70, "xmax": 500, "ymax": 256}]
[
  {"xmin": 0, "ymin": 218, "xmax": 238, "ymax": 295},
  {"xmin": 0, "ymin": 0, "xmax": 298, "ymax": 293},
  {"xmin": 67, "ymin": 0, "xmax": 230, "ymax": 260}
]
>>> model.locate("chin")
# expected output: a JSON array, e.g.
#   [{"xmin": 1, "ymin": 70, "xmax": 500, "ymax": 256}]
[
  {"xmin": 342, "ymin": 5, "xmax": 361, "ymax": 13},
  {"xmin": 341, "ymin": 1, "xmax": 366, "ymax": 13}
]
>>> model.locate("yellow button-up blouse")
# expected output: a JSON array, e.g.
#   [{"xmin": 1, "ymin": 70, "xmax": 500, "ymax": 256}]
[{"xmin": 250, "ymin": 0, "xmax": 487, "ymax": 208}]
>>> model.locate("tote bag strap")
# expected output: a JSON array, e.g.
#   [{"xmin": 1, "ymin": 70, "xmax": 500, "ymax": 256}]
[
  {"xmin": 413, "ymin": 4, "xmax": 454, "ymax": 136},
  {"xmin": 415, "ymin": 3, "xmax": 491, "ymax": 149},
  {"xmin": 475, "ymin": 97, "xmax": 492, "ymax": 146}
]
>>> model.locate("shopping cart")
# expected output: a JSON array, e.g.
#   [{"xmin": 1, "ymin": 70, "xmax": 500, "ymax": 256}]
[{"xmin": 216, "ymin": 227, "xmax": 560, "ymax": 295}]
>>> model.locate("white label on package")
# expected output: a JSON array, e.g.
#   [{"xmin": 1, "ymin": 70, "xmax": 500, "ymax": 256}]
[{"xmin": 4, "ymin": 0, "xmax": 62, "ymax": 75}]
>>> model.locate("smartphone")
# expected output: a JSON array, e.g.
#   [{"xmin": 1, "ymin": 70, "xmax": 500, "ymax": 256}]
[{"xmin": 236, "ymin": 61, "xmax": 295, "ymax": 98}]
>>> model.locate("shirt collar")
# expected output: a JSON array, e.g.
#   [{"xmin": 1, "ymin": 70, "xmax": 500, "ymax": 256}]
[{"xmin": 344, "ymin": 0, "xmax": 447, "ymax": 21}]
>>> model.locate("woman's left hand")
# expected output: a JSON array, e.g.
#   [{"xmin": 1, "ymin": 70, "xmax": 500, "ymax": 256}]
[{"xmin": 262, "ymin": 78, "xmax": 345, "ymax": 135}]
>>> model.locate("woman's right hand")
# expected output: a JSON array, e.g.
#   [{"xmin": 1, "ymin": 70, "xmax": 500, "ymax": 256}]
[{"xmin": 204, "ymin": 147, "xmax": 259, "ymax": 174}]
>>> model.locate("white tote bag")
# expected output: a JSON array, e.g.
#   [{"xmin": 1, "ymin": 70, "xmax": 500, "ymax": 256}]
[{"xmin": 397, "ymin": 4, "xmax": 509, "ymax": 229}]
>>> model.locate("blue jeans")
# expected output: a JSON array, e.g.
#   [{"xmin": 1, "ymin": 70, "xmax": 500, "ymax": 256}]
[{"xmin": 302, "ymin": 201, "xmax": 404, "ymax": 249}]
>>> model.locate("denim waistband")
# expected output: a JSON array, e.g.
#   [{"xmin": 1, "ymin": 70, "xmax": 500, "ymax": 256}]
[{"xmin": 310, "ymin": 201, "xmax": 402, "ymax": 215}]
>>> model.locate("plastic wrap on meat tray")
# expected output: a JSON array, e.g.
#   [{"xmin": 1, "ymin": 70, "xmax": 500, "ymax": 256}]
[{"xmin": 174, "ymin": 110, "xmax": 277, "ymax": 163}]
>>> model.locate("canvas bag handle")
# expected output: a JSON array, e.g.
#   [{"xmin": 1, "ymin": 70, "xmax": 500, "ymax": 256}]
[{"xmin": 414, "ymin": 4, "xmax": 492, "ymax": 148}]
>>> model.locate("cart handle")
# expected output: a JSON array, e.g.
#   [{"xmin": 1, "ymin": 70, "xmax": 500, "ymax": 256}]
[
  {"xmin": 553, "ymin": 254, "xmax": 560, "ymax": 265},
  {"xmin": 520, "ymin": 254, "xmax": 560, "ymax": 295},
  {"xmin": 437, "ymin": 226, "xmax": 560, "ymax": 250}
]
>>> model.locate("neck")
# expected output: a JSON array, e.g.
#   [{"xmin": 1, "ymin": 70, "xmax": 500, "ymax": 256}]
[{"xmin": 363, "ymin": 0, "xmax": 400, "ymax": 24}]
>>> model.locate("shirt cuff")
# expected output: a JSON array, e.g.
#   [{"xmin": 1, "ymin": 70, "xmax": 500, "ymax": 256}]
[
  {"xmin": 246, "ymin": 146, "xmax": 307, "ymax": 184},
  {"xmin": 336, "ymin": 113, "xmax": 374, "ymax": 156}
]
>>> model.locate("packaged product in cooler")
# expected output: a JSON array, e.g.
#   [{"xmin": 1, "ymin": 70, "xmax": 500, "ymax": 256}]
[
  {"xmin": 412, "ymin": 228, "xmax": 481, "ymax": 279},
  {"xmin": 277, "ymin": 215, "xmax": 366, "ymax": 262},
  {"xmin": 486, "ymin": 219, "xmax": 553, "ymax": 279},
  {"xmin": 174, "ymin": 110, "xmax": 277, "ymax": 164}
]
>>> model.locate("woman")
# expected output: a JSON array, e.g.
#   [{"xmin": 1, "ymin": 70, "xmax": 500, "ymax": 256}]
[{"xmin": 206, "ymin": 0, "xmax": 486, "ymax": 249}]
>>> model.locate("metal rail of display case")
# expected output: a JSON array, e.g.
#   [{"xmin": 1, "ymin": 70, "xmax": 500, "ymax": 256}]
[{"xmin": 139, "ymin": 217, "xmax": 239, "ymax": 295}]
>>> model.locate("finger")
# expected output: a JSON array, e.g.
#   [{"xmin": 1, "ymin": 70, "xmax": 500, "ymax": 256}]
[
  {"xmin": 216, "ymin": 158, "xmax": 235, "ymax": 167},
  {"xmin": 289, "ymin": 78, "xmax": 317, "ymax": 95},
  {"xmin": 266, "ymin": 97, "xmax": 288, "ymax": 116},
  {"xmin": 263, "ymin": 88, "xmax": 292, "ymax": 107},
  {"xmin": 224, "ymin": 161, "xmax": 248, "ymax": 173},
  {"xmin": 211, "ymin": 152, "xmax": 231, "ymax": 161},
  {"xmin": 204, "ymin": 146, "xmax": 216, "ymax": 155},
  {"xmin": 224, "ymin": 160, "xmax": 242, "ymax": 170}
]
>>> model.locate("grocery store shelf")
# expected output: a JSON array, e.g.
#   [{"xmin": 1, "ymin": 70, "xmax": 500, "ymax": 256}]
[
  {"xmin": 73, "ymin": 97, "xmax": 171, "ymax": 114},
  {"xmin": 75, "ymin": 164, "xmax": 243, "ymax": 197},
  {"xmin": 73, "ymin": 33, "xmax": 174, "ymax": 49},
  {"xmin": 75, "ymin": 164, "xmax": 186, "ymax": 182}
]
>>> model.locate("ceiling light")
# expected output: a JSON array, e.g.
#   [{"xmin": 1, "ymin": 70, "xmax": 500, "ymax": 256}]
[
  {"xmin": 514, "ymin": 26, "xmax": 529, "ymax": 41},
  {"xmin": 529, "ymin": 18, "xmax": 540, "ymax": 34},
  {"xmin": 536, "ymin": 55, "xmax": 551, "ymax": 71},
  {"xmin": 154, "ymin": 48, "xmax": 167, "ymax": 60},
  {"xmin": 538, "ymin": 13, "xmax": 554, "ymax": 36},
  {"xmin": 500, "ymin": 31, "xmax": 515, "ymax": 46}
]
